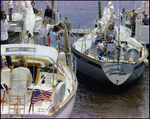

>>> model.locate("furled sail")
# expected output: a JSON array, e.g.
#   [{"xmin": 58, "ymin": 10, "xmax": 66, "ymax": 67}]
[
  {"xmin": 136, "ymin": 1, "xmax": 149, "ymax": 13},
  {"xmin": 23, "ymin": 1, "xmax": 36, "ymax": 36},
  {"xmin": 93, "ymin": 1, "xmax": 114, "ymax": 34},
  {"xmin": 15, "ymin": 1, "xmax": 36, "ymax": 43},
  {"xmin": 15, "ymin": 1, "xmax": 25, "ymax": 10}
]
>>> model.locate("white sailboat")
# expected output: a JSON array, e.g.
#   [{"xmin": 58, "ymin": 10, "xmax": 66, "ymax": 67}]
[
  {"xmin": 72, "ymin": 1, "xmax": 149, "ymax": 86},
  {"xmin": 1, "ymin": 44, "xmax": 78, "ymax": 118},
  {"xmin": 5, "ymin": 1, "xmax": 42, "ymax": 32},
  {"xmin": 1, "ymin": 1, "xmax": 78, "ymax": 118}
]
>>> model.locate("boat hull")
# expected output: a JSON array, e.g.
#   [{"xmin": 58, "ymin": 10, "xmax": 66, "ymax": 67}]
[
  {"xmin": 72, "ymin": 47, "xmax": 145, "ymax": 86},
  {"xmin": 53, "ymin": 93, "xmax": 76, "ymax": 118},
  {"xmin": 1, "ymin": 49, "xmax": 78, "ymax": 118}
]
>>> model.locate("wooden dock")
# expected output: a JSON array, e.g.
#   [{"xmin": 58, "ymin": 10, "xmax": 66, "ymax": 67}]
[
  {"xmin": 8, "ymin": 25, "xmax": 93, "ymax": 34},
  {"xmin": 69, "ymin": 29, "xmax": 93, "ymax": 34}
]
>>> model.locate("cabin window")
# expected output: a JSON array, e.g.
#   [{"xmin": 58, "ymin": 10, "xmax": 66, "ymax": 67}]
[{"xmin": 6, "ymin": 47, "xmax": 36, "ymax": 52}]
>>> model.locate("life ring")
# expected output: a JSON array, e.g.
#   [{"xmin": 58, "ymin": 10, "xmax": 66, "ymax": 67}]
[
  {"xmin": 127, "ymin": 11, "xmax": 132, "ymax": 17},
  {"xmin": 124, "ymin": 48, "xmax": 139, "ymax": 62},
  {"xmin": 1, "ymin": 97, "xmax": 6, "ymax": 103},
  {"xmin": 53, "ymin": 82, "xmax": 66, "ymax": 109}
]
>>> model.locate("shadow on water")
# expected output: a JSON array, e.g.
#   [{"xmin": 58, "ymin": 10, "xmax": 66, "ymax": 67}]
[{"xmin": 76, "ymin": 70, "xmax": 142, "ymax": 95}]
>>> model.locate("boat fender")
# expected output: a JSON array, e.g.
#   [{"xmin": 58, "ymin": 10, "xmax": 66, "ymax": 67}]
[
  {"xmin": 59, "ymin": 52, "xmax": 66, "ymax": 65},
  {"xmin": 124, "ymin": 48, "xmax": 139, "ymax": 62},
  {"xmin": 53, "ymin": 82, "xmax": 66, "ymax": 109},
  {"xmin": 40, "ymin": 9, "xmax": 43, "ymax": 15},
  {"xmin": 143, "ymin": 59, "xmax": 149, "ymax": 67},
  {"xmin": 1, "ymin": 97, "xmax": 6, "ymax": 103},
  {"xmin": 45, "ymin": 60, "xmax": 52, "ymax": 66}
]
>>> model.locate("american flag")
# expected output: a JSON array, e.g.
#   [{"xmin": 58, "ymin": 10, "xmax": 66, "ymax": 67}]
[{"xmin": 31, "ymin": 90, "xmax": 52, "ymax": 104}]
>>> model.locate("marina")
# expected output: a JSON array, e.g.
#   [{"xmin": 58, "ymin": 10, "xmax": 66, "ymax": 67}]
[
  {"xmin": 1, "ymin": 1, "xmax": 78, "ymax": 118},
  {"xmin": 1, "ymin": 1, "xmax": 149, "ymax": 118}
]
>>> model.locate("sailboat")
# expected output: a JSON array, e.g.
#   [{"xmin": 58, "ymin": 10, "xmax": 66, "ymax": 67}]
[
  {"xmin": 1, "ymin": 1, "xmax": 78, "ymax": 118},
  {"xmin": 5, "ymin": 1, "xmax": 42, "ymax": 32},
  {"xmin": 72, "ymin": 1, "xmax": 149, "ymax": 86},
  {"xmin": 1, "ymin": 44, "xmax": 77, "ymax": 118}
]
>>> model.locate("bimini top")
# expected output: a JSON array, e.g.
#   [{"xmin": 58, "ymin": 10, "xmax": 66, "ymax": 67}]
[{"xmin": 1, "ymin": 44, "xmax": 58, "ymax": 63}]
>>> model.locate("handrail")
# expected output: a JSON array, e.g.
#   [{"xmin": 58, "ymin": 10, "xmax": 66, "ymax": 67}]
[{"xmin": 73, "ymin": 29, "xmax": 148, "ymax": 64}]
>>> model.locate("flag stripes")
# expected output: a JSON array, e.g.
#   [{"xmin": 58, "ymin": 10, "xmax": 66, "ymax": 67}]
[{"xmin": 31, "ymin": 90, "xmax": 52, "ymax": 104}]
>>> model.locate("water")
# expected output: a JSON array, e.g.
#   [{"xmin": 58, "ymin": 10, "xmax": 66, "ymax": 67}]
[
  {"xmin": 3, "ymin": 1, "xmax": 149, "ymax": 118},
  {"xmin": 71, "ymin": 68, "xmax": 149, "ymax": 118},
  {"xmin": 3, "ymin": 1, "xmax": 149, "ymax": 29}
]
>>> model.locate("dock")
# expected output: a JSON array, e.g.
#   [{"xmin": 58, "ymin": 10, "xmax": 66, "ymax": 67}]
[
  {"xmin": 69, "ymin": 29, "xmax": 93, "ymax": 34},
  {"xmin": 8, "ymin": 26, "xmax": 93, "ymax": 34}
]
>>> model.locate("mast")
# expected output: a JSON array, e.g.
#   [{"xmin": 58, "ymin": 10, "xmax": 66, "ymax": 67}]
[
  {"xmin": 18, "ymin": 2, "xmax": 20, "ymax": 13},
  {"xmin": 98, "ymin": 1, "xmax": 101, "ymax": 18},
  {"xmin": 51, "ymin": 0, "xmax": 54, "ymax": 13},
  {"xmin": 51, "ymin": 0, "xmax": 54, "ymax": 25},
  {"xmin": 145, "ymin": 1, "xmax": 149, "ymax": 14},
  {"xmin": 134, "ymin": 2, "xmax": 136, "ymax": 9},
  {"xmin": 117, "ymin": 1, "xmax": 121, "ymax": 70},
  {"xmin": 64, "ymin": 22, "xmax": 72, "ymax": 66}
]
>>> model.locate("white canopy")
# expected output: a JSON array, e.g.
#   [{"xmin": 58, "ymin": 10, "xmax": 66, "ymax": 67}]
[{"xmin": 1, "ymin": 44, "xmax": 58, "ymax": 63}]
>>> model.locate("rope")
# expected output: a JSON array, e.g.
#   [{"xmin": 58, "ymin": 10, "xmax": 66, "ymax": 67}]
[
  {"xmin": 9, "ymin": 36, "xmax": 20, "ymax": 43},
  {"xmin": 8, "ymin": 32, "xmax": 19, "ymax": 37}
]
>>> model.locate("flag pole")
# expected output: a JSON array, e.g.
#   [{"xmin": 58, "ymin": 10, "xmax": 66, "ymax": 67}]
[{"xmin": 28, "ymin": 90, "xmax": 34, "ymax": 113}]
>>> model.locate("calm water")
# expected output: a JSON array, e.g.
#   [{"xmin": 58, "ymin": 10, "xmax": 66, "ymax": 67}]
[
  {"xmin": 71, "ymin": 68, "xmax": 149, "ymax": 118},
  {"xmin": 3, "ymin": 1, "xmax": 149, "ymax": 118},
  {"xmin": 3, "ymin": 1, "xmax": 149, "ymax": 29}
]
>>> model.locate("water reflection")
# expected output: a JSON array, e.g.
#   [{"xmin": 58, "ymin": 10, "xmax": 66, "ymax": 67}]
[{"xmin": 71, "ymin": 68, "xmax": 149, "ymax": 118}]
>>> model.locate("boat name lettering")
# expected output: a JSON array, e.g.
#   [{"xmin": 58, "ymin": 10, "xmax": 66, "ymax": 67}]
[{"xmin": 109, "ymin": 72, "xmax": 126, "ymax": 76}]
